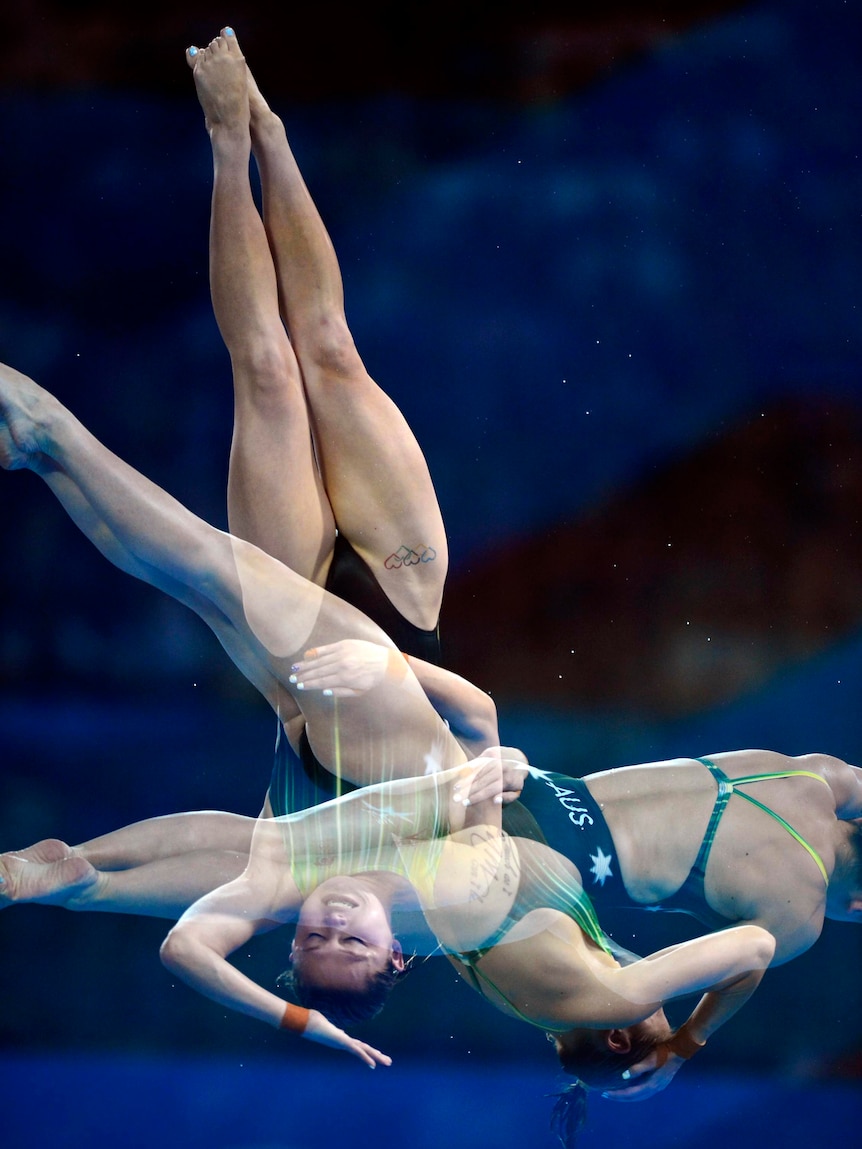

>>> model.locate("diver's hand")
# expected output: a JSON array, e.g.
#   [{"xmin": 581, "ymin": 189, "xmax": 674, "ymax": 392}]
[
  {"xmin": 289, "ymin": 641, "xmax": 397, "ymax": 697},
  {"xmin": 449, "ymin": 748, "xmax": 529, "ymax": 831},
  {"xmin": 498, "ymin": 747, "xmax": 529, "ymax": 803},
  {"xmin": 302, "ymin": 1009, "xmax": 393, "ymax": 1068},
  {"xmin": 601, "ymin": 1047, "xmax": 685, "ymax": 1102},
  {"xmin": 452, "ymin": 755, "xmax": 504, "ymax": 806},
  {"xmin": 456, "ymin": 747, "xmax": 528, "ymax": 805}
]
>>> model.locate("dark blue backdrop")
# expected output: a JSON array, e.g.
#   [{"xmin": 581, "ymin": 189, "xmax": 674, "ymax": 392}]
[{"xmin": 1, "ymin": 2, "xmax": 860, "ymax": 1145}]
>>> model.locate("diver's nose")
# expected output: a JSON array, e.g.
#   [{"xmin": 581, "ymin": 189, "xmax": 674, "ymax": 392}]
[{"xmin": 323, "ymin": 910, "xmax": 348, "ymax": 928}]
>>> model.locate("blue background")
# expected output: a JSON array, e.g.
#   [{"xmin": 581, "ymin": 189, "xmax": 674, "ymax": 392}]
[{"xmin": 1, "ymin": 1, "xmax": 860, "ymax": 1145}]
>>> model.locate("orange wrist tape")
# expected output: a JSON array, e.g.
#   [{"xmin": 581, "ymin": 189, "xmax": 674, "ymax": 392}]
[
  {"xmin": 666, "ymin": 1025, "xmax": 706, "ymax": 1060},
  {"xmin": 280, "ymin": 1002, "xmax": 311, "ymax": 1034}
]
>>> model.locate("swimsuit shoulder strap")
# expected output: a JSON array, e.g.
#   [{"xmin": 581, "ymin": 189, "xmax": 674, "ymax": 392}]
[
  {"xmin": 697, "ymin": 760, "xmax": 829, "ymax": 885},
  {"xmin": 450, "ymin": 943, "xmax": 569, "ymax": 1033},
  {"xmin": 689, "ymin": 757, "xmax": 734, "ymax": 886}
]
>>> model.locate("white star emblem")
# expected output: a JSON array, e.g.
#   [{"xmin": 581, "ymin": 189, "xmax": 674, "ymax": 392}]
[{"xmin": 589, "ymin": 847, "xmax": 614, "ymax": 886}]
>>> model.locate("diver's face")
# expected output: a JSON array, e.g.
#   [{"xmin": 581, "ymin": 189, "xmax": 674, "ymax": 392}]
[{"xmin": 291, "ymin": 878, "xmax": 403, "ymax": 990}]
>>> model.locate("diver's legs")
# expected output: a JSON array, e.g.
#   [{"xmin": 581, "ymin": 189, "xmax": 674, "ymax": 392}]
[
  {"xmin": 0, "ymin": 846, "xmax": 247, "ymax": 919},
  {"xmin": 248, "ymin": 70, "xmax": 447, "ymax": 629},
  {"xmin": 189, "ymin": 30, "xmax": 334, "ymax": 580},
  {"xmin": 0, "ymin": 364, "xmax": 464, "ymax": 787}
]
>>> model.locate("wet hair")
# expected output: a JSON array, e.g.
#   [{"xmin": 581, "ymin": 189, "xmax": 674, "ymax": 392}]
[
  {"xmin": 548, "ymin": 1083, "xmax": 589, "ymax": 1149},
  {"xmin": 556, "ymin": 1024, "xmax": 659, "ymax": 1089},
  {"xmin": 547, "ymin": 1025, "xmax": 663, "ymax": 1147},
  {"xmin": 276, "ymin": 957, "xmax": 406, "ymax": 1027}
]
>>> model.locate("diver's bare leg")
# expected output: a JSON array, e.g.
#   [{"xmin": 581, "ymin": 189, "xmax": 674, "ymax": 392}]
[
  {"xmin": 0, "ymin": 848, "xmax": 247, "ymax": 919},
  {"xmin": 248, "ymin": 68, "xmax": 447, "ymax": 629},
  {"xmin": 75, "ymin": 810, "xmax": 256, "ymax": 870},
  {"xmin": 188, "ymin": 30, "xmax": 334, "ymax": 581},
  {"xmin": 0, "ymin": 364, "xmax": 464, "ymax": 785}
]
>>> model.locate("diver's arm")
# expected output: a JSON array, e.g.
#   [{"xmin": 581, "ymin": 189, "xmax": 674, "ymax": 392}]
[
  {"xmin": 605, "ymin": 963, "xmax": 769, "ymax": 1102},
  {"xmin": 158, "ymin": 849, "xmax": 391, "ymax": 1066},
  {"xmin": 277, "ymin": 755, "xmax": 507, "ymax": 864},
  {"xmin": 159, "ymin": 876, "xmax": 287, "ymax": 1026},
  {"xmin": 601, "ymin": 926, "xmax": 774, "ymax": 1101},
  {"xmin": 609, "ymin": 924, "xmax": 775, "ymax": 1015},
  {"xmin": 159, "ymin": 817, "xmax": 298, "ymax": 1026}
]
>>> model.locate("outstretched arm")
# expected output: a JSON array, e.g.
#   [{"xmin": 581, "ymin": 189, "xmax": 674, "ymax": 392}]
[{"xmin": 159, "ymin": 822, "xmax": 391, "ymax": 1067}]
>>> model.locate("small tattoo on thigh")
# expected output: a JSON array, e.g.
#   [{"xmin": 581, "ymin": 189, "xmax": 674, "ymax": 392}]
[{"xmin": 384, "ymin": 544, "xmax": 437, "ymax": 570}]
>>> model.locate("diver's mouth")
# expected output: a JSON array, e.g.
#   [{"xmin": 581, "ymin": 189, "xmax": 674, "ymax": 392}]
[{"xmin": 323, "ymin": 896, "xmax": 360, "ymax": 909}]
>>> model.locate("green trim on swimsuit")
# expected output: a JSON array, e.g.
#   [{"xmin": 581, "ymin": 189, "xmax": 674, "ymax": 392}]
[
  {"xmin": 448, "ymin": 836, "xmax": 613, "ymax": 1031},
  {"xmin": 694, "ymin": 758, "xmax": 829, "ymax": 885}
]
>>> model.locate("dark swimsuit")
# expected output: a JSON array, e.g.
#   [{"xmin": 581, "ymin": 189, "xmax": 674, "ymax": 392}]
[
  {"xmin": 510, "ymin": 759, "xmax": 830, "ymax": 930},
  {"xmin": 454, "ymin": 758, "xmax": 830, "ymax": 1027},
  {"xmin": 502, "ymin": 769, "xmax": 629, "ymax": 906},
  {"xmin": 268, "ymin": 533, "xmax": 442, "ymax": 817}
]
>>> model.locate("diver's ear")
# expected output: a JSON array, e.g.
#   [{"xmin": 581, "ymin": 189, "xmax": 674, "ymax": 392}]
[
  {"xmin": 390, "ymin": 938, "xmax": 405, "ymax": 972},
  {"xmin": 606, "ymin": 1028, "xmax": 632, "ymax": 1054},
  {"xmin": 289, "ymin": 939, "xmax": 296, "ymax": 961},
  {"xmin": 847, "ymin": 894, "xmax": 862, "ymax": 916}
]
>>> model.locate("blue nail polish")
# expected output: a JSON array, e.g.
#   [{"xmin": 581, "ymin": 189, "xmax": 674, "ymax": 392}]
[
  {"xmin": 225, "ymin": 27, "xmax": 235, "ymax": 36},
  {"xmin": 296, "ymin": 683, "xmax": 305, "ymax": 691},
  {"xmin": 323, "ymin": 689, "xmax": 333, "ymax": 697},
  {"xmin": 188, "ymin": 46, "xmax": 198, "ymax": 56},
  {"xmin": 288, "ymin": 674, "xmax": 297, "ymax": 684}
]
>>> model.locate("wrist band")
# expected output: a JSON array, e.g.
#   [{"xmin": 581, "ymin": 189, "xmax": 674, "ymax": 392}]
[
  {"xmin": 280, "ymin": 1002, "xmax": 311, "ymax": 1034},
  {"xmin": 666, "ymin": 1024, "xmax": 706, "ymax": 1060}
]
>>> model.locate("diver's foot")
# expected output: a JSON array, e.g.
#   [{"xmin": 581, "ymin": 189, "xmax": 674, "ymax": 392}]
[
  {"xmin": 0, "ymin": 853, "xmax": 97, "ymax": 908},
  {"xmin": 0, "ymin": 362, "xmax": 53, "ymax": 471},
  {"xmin": 186, "ymin": 27, "xmax": 249, "ymax": 135},
  {"xmin": 246, "ymin": 65, "xmax": 274, "ymax": 125},
  {"xmin": 4, "ymin": 838, "xmax": 75, "ymax": 865}
]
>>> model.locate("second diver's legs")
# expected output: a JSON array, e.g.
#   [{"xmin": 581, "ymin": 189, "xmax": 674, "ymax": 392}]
[
  {"xmin": 189, "ymin": 32, "xmax": 335, "ymax": 584},
  {"xmin": 247, "ymin": 60, "xmax": 448, "ymax": 631},
  {"xmin": 0, "ymin": 364, "xmax": 466, "ymax": 788},
  {"xmin": 0, "ymin": 842, "xmax": 247, "ymax": 919}
]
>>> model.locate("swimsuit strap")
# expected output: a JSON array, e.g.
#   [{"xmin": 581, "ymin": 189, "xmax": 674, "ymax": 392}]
[
  {"xmin": 448, "ymin": 860, "xmax": 614, "ymax": 1032},
  {"xmin": 453, "ymin": 950, "xmax": 570, "ymax": 1033},
  {"xmin": 695, "ymin": 758, "xmax": 829, "ymax": 885},
  {"xmin": 689, "ymin": 759, "xmax": 734, "ymax": 885},
  {"xmin": 728, "ymin": 768, "xmax": 830, "ymax": 788}
]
